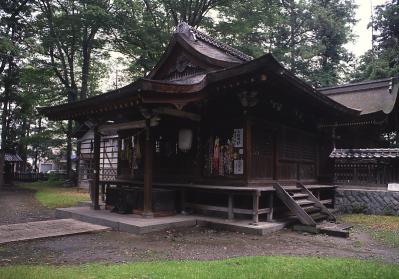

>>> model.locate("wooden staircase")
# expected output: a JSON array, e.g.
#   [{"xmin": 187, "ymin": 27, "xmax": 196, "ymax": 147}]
[{"xmin": 273, "ymin": 182, "xmax": 336, "ymax": 226}]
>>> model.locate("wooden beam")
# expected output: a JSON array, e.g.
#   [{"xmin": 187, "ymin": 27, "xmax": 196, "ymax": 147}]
[
  {"xmin": 184, "ymin": 202, "xmax": 270, "ymax": 215},
  {"xmin": 143, "ymin": 118, "xmax": 153, "ymax": 218},
  {"xmin": 154, "ymin": 107, "xmax": 201, "ymax": 122},
  {"xmin": 99, "ymin": 118, "xmax": 160, "ymax": 134}
]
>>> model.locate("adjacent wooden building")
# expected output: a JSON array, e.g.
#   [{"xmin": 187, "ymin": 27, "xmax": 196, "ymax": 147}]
[{"xmin": 320, "ymin": 77, "xmax": 399, "ymax": 186}]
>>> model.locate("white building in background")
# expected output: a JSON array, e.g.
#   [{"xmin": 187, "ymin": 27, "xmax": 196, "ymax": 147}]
[{"xmin": 78, "ymin": 129, "xmax": 118, "ymax": 188}]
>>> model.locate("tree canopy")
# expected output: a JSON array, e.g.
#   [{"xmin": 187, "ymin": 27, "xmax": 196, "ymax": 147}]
[{"xmin": 353, "ymin": 0, "xmax": 399, "ymax": 81}]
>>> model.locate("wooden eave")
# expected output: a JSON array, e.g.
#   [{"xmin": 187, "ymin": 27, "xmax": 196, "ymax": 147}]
[{"xmin": 39, "ymin": 54, "xmax": 359, "ymax": 121}]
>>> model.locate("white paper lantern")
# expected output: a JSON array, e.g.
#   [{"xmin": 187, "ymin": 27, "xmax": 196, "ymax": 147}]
[{"xmin": 178, "ymin": 129, "xmax": 193, "ymax": 152}]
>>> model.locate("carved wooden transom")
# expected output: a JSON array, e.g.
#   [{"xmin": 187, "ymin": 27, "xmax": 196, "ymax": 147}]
[{"xmin": 163, "ymin": 55, "xmax": 205, "ymax": 81}]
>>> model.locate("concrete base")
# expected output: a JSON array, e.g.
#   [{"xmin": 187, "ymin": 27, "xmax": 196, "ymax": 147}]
[
  {"xmin": 56, "ymin": 206, "xmax": 290, "ymax": 235},
  {"xmin": 0, "ymin": 219, "xmax": 110, "ymax": 244},
  {"xmin": 293, "ymin": 222, "xmax": 351, "ymax": 238}
]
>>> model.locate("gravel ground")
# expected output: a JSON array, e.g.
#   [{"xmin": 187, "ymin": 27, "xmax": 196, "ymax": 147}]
[
  {"xmin": 0, "ymin": 186, "xmax": 398, "ymax": 266},
  {"xmin": 0, "ymin": 187, "xmax": 54, "ymax": 225}
]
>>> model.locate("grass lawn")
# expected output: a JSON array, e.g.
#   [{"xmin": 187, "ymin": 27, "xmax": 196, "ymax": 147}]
[
  {"xmin": 0, "ymin": 256, "xmax": 398, "ymax": 279},
  {"xmin": 339, "ymin": 214, "xmax": 399, "ymax": 247},
  {"xmin": 19, "ymin": 180, "xmax": 90, "ymax": 208}
]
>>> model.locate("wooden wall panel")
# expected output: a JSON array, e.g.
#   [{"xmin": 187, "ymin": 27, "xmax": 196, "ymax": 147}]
[{"xmin": 250, "ymin": 124, "xmax": 274, "ymax": 179}]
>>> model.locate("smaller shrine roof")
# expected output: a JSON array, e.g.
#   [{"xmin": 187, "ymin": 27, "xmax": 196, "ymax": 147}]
[
  {"xmin": 330, "ymin": 148, "xmax": 399, "ymax": 159},
  {"xmin": 320, "ymin": 77, "xmax": 399, "ymax": 115},
  {"xmin": 5, "ymin": 153, "xmax": 22, "ymax": 162}
]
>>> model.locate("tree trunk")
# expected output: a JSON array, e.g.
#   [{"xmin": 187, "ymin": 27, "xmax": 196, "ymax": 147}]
[
  {"xmin": 0, "ymin": 64, "xmax": 12, "ymax": 187},
  {"xmin": 33, "ymin": 117, "xmax": 42, "ymax": 172},
  {"xmin": 80, "ymin": 44, "xmax": 91, "ymax": 100},
  {"xmin": 17, "ymin": 118, "xmax": 28, "ymax": 172},
  {"xmin": 65, "ymin": 87, "xmax": 77, "ymax": 180}
]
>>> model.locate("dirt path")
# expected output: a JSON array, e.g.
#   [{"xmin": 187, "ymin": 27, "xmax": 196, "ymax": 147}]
[
  {"xmin": 1, "ymin": 225, "xmax": 398, "ymax": 266},
  {"xmin": 0, "ymin": 187, "xmax": 54, "ymax": 225},
  {"xmin": 0, "ymin": 187, "xmax": 398, "ymax": 266}
]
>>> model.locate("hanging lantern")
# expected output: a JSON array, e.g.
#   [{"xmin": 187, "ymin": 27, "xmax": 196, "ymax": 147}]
[{"xmin": 178, "ymin": 129, "xmax": 193, "ymax": 152}]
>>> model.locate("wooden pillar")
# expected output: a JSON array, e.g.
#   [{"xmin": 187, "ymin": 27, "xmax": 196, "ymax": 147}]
[
  {"xmin": 252, "ymin": 190, "xmax": 260, "ymax": 225},
  {"xmin": 92, "ymin": 126, "xmax": 101, "ymax": 210},
  {"xmin": 273, "ymin": 130, "xmax": 279, "ymax": 181},
  {"xmin": 228, "ymin": 193, "xmax": 234, "ymax": 220},
  {"xmin": 143, "ymin": 118, "xmax": 153, "ymax": 218},
  {"xmin": 244, "ymin": 117, "xmax": 252, "ymax": 182},
  {"xmin": 75, "ymin": 140, "xmax": 81, "ymax": 187},
  {"xmin": 267, "ymin": 192, "xmax": 274, "ymax": 221},
  {"xmin": 180, "ymin": 189, "xmax": 187, "ymax": 214}
]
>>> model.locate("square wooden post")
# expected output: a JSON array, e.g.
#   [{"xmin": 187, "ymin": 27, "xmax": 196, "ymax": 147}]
[
  {"xmin": 228, "ymin": 193, "xmax": 234, "ymax": 220},
  {"xmin": 92, "ymin": 125, "xmax": 101, "ymax": 210},
  {"xmin": 143, "ymin": 118, "xmax": 154, "ymax": 218},
  {"xmin": 267, "ymin": 192, "xmax": 274, "ymax": 222},
  {"xmin": 180, "ymin": 189, "xmax": 187, "ymax": 214},
  {"xmin": 252, "ymin": 190, "xmax": 260, "ymax": 225}
]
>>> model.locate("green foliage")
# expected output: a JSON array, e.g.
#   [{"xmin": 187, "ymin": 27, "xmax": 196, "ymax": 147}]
[
  {"xmin": 212, "ymin": 0, "xmax": 356, "ymax": 86},
  {"xmin": 19, "ymin": 180, "xmax": 89, "ymax": 208},
  {"xmin": 351, "ymin": 203, "xmax": 368, "ymax": 214},
  {"xmin": 353, "ymin": 0, "xmax": 399, "ymax": 80},
  {"xmin": 112, "ymin": 0, "xmax": 357, "ymax": 86},
  {"xmin": 112, "ymin": 0, "xmax": 230, "ymax": 77},
  {"xmin": 0, "ymin": 256, "xmax": 398, "ymax": 279}
]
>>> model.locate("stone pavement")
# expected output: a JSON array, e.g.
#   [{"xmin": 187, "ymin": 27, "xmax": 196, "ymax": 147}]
[{"xmin": 0, "ymin": 219, "xmax": 110, "ymax": 244}]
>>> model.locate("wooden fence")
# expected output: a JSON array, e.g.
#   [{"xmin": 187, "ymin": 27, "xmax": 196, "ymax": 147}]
[{"xmin": 11, "ymin": 172, "xmax": 53, "ymax": 182}]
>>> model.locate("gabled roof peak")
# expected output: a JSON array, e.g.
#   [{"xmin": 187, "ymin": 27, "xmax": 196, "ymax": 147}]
[{"xmin": 175, "ymin": 22, "xmax": 253, "ymax": 62}]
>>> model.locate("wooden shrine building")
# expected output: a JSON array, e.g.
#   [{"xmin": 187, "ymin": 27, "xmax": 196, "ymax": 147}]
[
  {"xmin": 40, "ymin": 23, "xmax": 397, "ymax": 225},
  {"xmin": 320, "ymin": 77, "xmax": 399, "ymax": 186}
]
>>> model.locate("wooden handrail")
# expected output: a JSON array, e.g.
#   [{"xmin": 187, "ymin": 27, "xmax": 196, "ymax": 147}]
[{"xmin": 296, "ymin": 182, "xmax": 336, "ymax": 221}]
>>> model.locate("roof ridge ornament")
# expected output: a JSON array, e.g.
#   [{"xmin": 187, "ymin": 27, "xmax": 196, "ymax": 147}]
[
  {"xmin": 174, "ymin": 22, "xmax": 253, "ymax": 62},
  {"xmin": 175, "ymin": 22, "xmax": 191, "ymax": 33}
]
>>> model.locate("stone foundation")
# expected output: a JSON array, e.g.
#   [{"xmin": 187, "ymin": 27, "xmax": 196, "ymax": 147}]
[{"xmin": 335, "ymin": 188, "xmax": 399, "ymax": 215}]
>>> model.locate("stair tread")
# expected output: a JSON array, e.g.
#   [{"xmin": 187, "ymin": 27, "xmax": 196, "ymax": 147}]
[
  {"xmin": 302, "ymin": 206, "xmax": 321, "ymax": 213},
  {"xmin": 290, "ymin": 193, "xmax": 308, "ymax": 198},
  {"xmin": 284, "ymin": 188, "xmax": 302, "ymax": 192},
  {"xmin": 297, "ymin": 200, "xmax": 315, "ymax": 206},
  {"xmin": 311, "ymin": 212, "xmax": 328, "ymax": 220},
  {"xmin": 274, "ymin": 183, "xmax": 336, "ymax": 228}
]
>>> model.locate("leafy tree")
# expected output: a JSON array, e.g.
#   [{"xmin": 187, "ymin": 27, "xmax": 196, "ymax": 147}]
[
  {"xmin": 112, "ymin": 0, "xmax": 228, "ymax": 77},
  {"xmin": 354, "ymin": 0, "xmax": 399, "ymax": 80},
  {"xmin": 0, "ymin": 0, "xmax": 35, "ymax": 186},
  {"xmin": 11, "ymin": 65, "xmax": 66, "ymax": 171},
  {"xmin": 212, "ymin": 0, "xmax": 356, "ymax": 86},
  {"xmin": 36, "ymin": 0, "xmax": 114, "ymax": 178},
  {"xmin": 306, "ymin": 0, "xmax": 356, "ymax": 86}
]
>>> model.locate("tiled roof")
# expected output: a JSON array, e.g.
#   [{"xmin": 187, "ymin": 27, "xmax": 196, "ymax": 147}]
[
  {"xmin": 5, "ymin": 153, "xmax": 22, "ymax": 162},
  {"xmin": 330, "ymin": 148, "xmax": 399, "ymax": 159},
  {"xmin": 179, "ymin": 23, "xmax": 253, "ymax": 62}
]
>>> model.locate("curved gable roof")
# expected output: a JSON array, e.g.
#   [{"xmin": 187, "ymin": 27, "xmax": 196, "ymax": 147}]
[
  {"xmin": 147, "ymin": 22, "xmax": 252, "ymax": 80},
  {"xmin": 320, "ymin": 77, "xmax": 399, "ymax": 115}
]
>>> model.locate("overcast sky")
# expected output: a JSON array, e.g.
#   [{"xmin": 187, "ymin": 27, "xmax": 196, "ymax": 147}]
[{"xmin": 348, "ymin": 0, "xmax": 388, "ymax": 57}]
